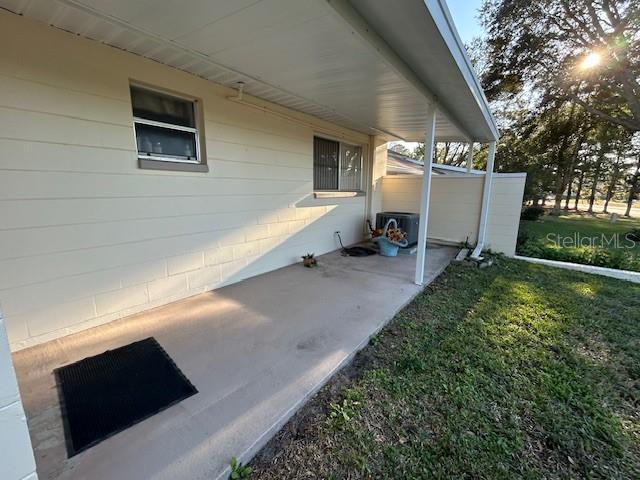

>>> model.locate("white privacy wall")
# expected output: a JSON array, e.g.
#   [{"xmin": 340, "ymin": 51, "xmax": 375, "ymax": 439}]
[
  {"xmin": 484, "ymin": 175, "xmax": 527, "ymax": 256},
  {"xmin": 0, "ymin": 12, "xmax": 370, "ymax": 350},
  {"xmin": 381, "ymin": 173, "xmax": 526, "ymax": 255}
]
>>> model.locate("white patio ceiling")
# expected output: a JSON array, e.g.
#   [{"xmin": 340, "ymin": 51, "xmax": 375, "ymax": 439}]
[{"xmin": 0, "ymin": 0, "xmax": 498, "ymax": 142}]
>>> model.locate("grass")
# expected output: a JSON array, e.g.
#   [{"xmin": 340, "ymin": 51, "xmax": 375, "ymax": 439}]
[
  {"xmin": 251, "ymin": 258, "xmax": 640, "ymax": 479},
  {"xmin": 520, "ymin": 211, "xmax": 640, "ymax": 254},
  {"xmin": 518, "ymin": 211, "xmax": 640, "ymax": 271}
]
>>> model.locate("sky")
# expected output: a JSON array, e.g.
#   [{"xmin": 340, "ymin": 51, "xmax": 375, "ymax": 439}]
[{"xmin": 446, "ymin": 0, "xmax": 485, "ymax": 43}]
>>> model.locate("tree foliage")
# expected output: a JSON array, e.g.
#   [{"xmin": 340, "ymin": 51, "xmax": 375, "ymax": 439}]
[
  {"xmin": 477, "ymin": 0, "xmax": 640, "ymax": 215},
  {"xmin": 481, "ymin": 0, "xmax": 640, "ymax": 132}
]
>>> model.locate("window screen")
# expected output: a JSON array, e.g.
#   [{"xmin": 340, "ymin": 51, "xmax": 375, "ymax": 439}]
[
  {"xmin": 340, "ymin": 143, "xmax": 362, "ymax": 191},
  {"xmin": 135, "ymin": 124, "xmax": 197, "ymax": 160}
]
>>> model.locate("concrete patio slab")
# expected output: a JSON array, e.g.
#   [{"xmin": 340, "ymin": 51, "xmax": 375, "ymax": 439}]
[{"xmin": 13, "ymin": 245, "xmax": 456, "ymax": 480}]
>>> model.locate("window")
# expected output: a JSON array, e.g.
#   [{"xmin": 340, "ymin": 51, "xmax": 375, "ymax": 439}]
[
  {"xmin": 313, "ymin": 136, "xmax": 362, "ymax": 191},
  {"xmin": 131, "ymin": 85, "xmax": 207, "ymax": 172}
]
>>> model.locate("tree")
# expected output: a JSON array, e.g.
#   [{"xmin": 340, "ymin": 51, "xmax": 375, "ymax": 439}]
[
  {"xmin": 603, "ymin": 154, "xmax": 622, "ymax": 213},
  {"xmin": 587, "ymin": 156, "xmax": 603, "ymax": 213},
  {"xmin": 460, "ymin": 2, "xmax": 640, "ymax": 213},
  {"xmin": 412, "ymin": 143, "xmax": 425, "ymax": 161},
  {"xmin": 536, "ymin": 101, "xmax": 589, "ymax": 215},
  {"xmin": 488, "ymin": 106, "xmax": 556, "ymax": 204},
  {"xmin": 572, "ymin": 168, "xmax": 586, "ymax": 209},
  {"xmin": 625, "ymin": 157, "xmax": 640, "ymax": 216},
  {"xmin": 482, "ymin": 0, "xmax": 640, "ymax": 132},
  {"xmin": 388, "ymin": 143, "xmax": 412, "ymax": 157},
  {"xmin": 434, "ymin": 142, "xmax": 470, "ymax": 166}
]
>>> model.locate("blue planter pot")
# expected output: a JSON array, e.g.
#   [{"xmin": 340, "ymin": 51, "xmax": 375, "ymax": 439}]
[{"xmin": 378, "ymin": 237, "xmax": 399, "ymax": 257}]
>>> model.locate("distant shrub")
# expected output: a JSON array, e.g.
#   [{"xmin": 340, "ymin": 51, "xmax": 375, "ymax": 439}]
[
  {"xmin": 626, "ymin": 228, "xmax": 640, "ymax": 242},
  {"xmin": 516, "ymin": 229, "xmax": 533, "ymax": 250},
  {"xmin": 521, "ymin": 206, "xmax": 545, "ymax": 221},
  {"xmin": 518, "ymin": 239, "xmax": 640, "ymax": 272}
]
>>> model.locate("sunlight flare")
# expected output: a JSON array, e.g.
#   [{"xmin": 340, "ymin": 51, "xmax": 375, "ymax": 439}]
[{"xmin": 579, "ymin": 51, "xmax": 602, "ymax": 70}]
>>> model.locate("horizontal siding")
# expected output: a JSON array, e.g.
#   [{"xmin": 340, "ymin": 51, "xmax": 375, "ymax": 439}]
[
  {"xmin": 0, "ymin": 171, "xmax": 312, "ymax": 199},
  {"xmin": 0, "ymin": 12, "xmax": 369, "ymax": 350},
  {"xmin": 0, "ymin": 194, "xmax": 309, "ymax": 230},
  {"xmin": 0, "ymin": 106, "xmax": 134, "ymax": 148},
  {"xmin": 0, "ymin": 138, "xmax": 311, "ymax": 177},
  {"xmin": 0, "ymin": 73, "xmax": 131, "ymax": 125}
]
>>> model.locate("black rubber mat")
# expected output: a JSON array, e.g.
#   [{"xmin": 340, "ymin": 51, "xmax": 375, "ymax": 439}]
[{"xmin": 55, "ymin": 337, "xmax": 197, "ymax": 457}]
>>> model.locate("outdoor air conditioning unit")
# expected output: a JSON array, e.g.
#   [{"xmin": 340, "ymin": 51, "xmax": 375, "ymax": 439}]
[{"xmin": 375, "ymin": 212, "xmax": 420, "ymax": 247}]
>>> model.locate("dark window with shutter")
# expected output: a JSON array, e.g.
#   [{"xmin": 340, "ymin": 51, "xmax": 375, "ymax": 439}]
[{"xmin": 313, "ymin": 137, "xmax": 339, "ymax": 190}]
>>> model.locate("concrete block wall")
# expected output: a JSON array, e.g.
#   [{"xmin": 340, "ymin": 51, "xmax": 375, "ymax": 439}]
[{"xmin": 0, "ymin": 305, "xmax": 37, "ymax": 480}]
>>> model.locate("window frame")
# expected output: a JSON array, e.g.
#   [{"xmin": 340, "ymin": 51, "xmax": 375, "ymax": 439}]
[
  {"xmin": 130, "ymin": 83, "xmax": 207, "ymax": 172},
  {"xmin": 313, "ymin": 135, "xmax": 364, "ymax": 192}
]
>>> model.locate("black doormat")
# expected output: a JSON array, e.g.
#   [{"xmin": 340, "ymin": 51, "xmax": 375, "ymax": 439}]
[{"xmin": 54, "ymin": 337, "xmax": 197, "ymax": 457}]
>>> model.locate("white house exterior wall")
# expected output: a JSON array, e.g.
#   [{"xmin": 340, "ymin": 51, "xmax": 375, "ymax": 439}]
[{"xmin": 0, "ymin": 12, "xmax": 370, "ymax": 350}]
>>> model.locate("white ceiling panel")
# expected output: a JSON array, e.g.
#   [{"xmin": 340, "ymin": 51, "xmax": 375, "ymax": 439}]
[
  {"xmin": 78, "ymin": 0, "xmax": 262, "ymax": 40},
  {"xmin": 21, "ymin": 0, "xmax": 63, "ymax": 23},
  {"xmin": 200, "ymin": 4, "xmax": 443, "ymax": 140},
  {"xmin": 178, "ymin": 0, "xmax": 322, "ymax": 57}
]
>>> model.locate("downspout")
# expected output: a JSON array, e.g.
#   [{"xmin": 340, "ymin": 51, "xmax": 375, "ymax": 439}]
[
  {"xmin": 364, "ymin": 134, "xmax": 376, "ymax": 236},
  {"xmin": 471, "ymin": 141, "xmax": 496, "ymax": 259}
]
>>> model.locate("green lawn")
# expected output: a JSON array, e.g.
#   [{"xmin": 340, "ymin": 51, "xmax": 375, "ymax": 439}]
[
  {"xmin": 252, "ymin": 259, "xmax": 640, "ymax": 479},
  {"xmin": 518, "ymin": 212, "xmax": 640, "ymax": 271}
]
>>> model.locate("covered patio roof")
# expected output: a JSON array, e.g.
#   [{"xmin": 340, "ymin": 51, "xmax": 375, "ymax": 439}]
[{"xmin": 0, "ymin": 0, "xmax": 498, "ymax": 142}]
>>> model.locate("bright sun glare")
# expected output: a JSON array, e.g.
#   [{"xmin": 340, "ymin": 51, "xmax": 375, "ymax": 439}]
[{"xmin": 580, "ymin": 52, "xmax": 602, "ymax": 70}]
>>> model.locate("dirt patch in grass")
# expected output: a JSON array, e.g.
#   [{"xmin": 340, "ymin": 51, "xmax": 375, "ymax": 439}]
[{"xmin": 251, "ymin": 258, "xmax": 640, "ymax": 479}]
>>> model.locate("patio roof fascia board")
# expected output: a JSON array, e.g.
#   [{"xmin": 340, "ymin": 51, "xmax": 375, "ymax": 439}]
[
  {"xmin": 433, "ymin": 163, "xmax": 486, "ymax": 175},
  {"xmin": 324, "ymin": 0, "xmax": 474, "ymax": 143},
  {"xmin": 424, "ymin": 0, "xmax": 500, "ymax": 141}
]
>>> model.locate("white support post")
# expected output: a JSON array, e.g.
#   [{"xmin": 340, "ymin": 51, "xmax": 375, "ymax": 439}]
[
  {"xmin": 473, "ymin": 141, "xmax": 497, "ymax": 257},
  {"xmin": 414, "ymin": 106, "xmax": 437, "ymax": 285},
  {"xmin": 466, "ymin": 142, "xmax": 473, "ymax": 172}
]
